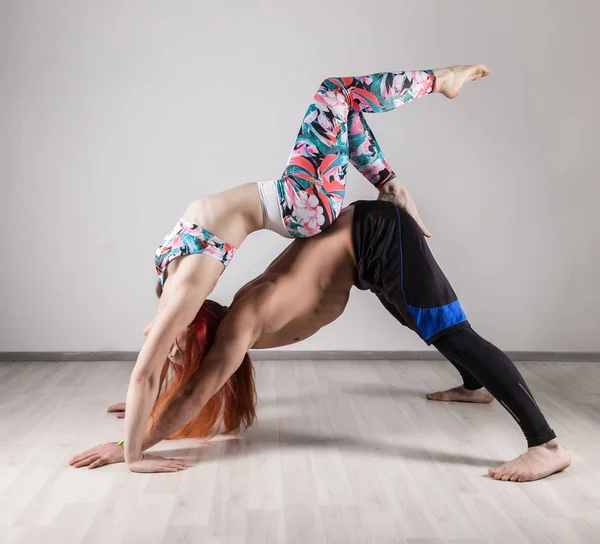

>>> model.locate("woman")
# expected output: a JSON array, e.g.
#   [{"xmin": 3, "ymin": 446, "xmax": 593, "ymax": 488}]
[{"xmin": 122, "ymin": 64, "xmax": 490, "ymax": 473}]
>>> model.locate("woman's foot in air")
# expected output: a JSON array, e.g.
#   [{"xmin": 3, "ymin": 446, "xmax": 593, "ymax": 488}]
[
  {"xmin": 426, "ymin": 385, "xmax": 494, "ymax": 403},
  {"xmin": 434, "ymin": 64, "xmax": 491, "ymax": 99}
]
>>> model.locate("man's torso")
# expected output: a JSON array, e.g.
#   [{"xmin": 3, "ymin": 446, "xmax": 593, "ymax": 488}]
[{"xmin": 230, "ymin": 208, "xmax": 357, "ymax": 349}]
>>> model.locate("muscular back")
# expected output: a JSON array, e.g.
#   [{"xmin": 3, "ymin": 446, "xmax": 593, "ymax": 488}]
[{"xmin": 229, "ymin": 207, "xmax": 357, "ymax": 349}]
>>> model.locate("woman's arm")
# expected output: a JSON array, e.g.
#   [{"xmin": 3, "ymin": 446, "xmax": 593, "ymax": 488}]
[{"xmin": 122, "ymin": 280, "xmax": 206, "ymax": 471}]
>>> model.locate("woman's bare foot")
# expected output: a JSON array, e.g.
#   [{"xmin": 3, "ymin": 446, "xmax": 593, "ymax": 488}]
[
  {"xmin": 107, "ymin": 402, "xmax": 126, "ymax": 419},
  {"xmin": 434, "ymin": 64, "xmax": 491, "ymax": 99},
  {"xmin": 426, "ymin": 385, "xmax": 494, "ymax": 403},
  {"xmin": 489, "ymin": 439, "xmax": 571, "ymax": 482}
]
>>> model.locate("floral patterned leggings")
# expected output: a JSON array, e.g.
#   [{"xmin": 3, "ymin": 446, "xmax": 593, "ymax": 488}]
[{"xmin": 276, "ymin": 70, "xmax": 436, "ymax": 237}]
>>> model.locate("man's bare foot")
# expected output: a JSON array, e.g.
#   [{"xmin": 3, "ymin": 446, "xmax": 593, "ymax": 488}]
[
  {"xmin": 378, "ymin": 179, "xmax": 431, "ymax": 237},
  {"xmin": 426, "ymin": 385, "xmax": 494, "ymax": 403},
  {"xmin": 434, "ymin": 64, "xmax": 491, "ymax": 99},
  {"xmin": 489, "ymin": 439, "xmax": 571, "ymax": 482},
  {"xmin": 107, "ymin": 402, "xmax": 126, "ymax": 419}
]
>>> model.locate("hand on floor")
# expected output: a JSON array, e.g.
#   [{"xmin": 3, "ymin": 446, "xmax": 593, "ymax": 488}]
[
  {"xmin": 107, "ymin": 402, "xmax": 126, "ymax": 419},
  {"xmin": 127, "ymin": 454, "xmax": 190, "ymax": 473},
  {"xmin": 69, "ymin": 442, "xmax": 125, "ymax": 469}
]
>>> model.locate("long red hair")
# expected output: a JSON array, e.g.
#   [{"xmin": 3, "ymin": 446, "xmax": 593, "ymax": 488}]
[{"xmin": 150, "ymin": 299, "xmax": 257, "ymax": 440}]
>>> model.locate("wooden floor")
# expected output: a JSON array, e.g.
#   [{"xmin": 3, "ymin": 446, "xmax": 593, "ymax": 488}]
[{"xmin": 1, "ymin": 359, "xmax": 600, "ymax": 544}]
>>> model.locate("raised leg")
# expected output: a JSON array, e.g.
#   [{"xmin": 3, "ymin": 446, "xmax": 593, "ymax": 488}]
[{"xmin": 279, "ymin": 70, "xmax": 439, "ymax": 236}]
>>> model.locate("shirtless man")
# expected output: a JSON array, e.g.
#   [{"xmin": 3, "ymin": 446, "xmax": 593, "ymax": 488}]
[{"xmin": 70, "ymin": 201, "xmax": 571, "ymax": 482}]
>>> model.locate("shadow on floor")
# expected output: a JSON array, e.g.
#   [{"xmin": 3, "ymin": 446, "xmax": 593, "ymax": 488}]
[
  {"xmin": 156, "ymin": 421, "xmax": 505, "ymax": 468},
  {"xmin": 343, "ymin": 384, "xmax": 429, "ymax": 400}
]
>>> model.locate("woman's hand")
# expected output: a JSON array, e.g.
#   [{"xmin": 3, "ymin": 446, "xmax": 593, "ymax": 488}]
[
  {"xmin": 70, "ymin": 444, "xmax": 191, "ymax": 473},
  {"xmin": 378, "ymin": 179, "xmax": 431, "ymax": 238},
  {"xmin": 127, "ymin": 453, "xmax": 190, "ymax": 473},
  {"xmin": 69, "ymin": 442, "xmax": 125, "ymax": 469}
]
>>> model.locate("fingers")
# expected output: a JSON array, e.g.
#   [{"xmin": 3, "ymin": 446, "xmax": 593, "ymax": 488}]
[
  {"xmin": 169, "ymin": 460, "xmax": 191, "ymax": 469},
  {"xmin": 88, "ymin": 458, "xmax": 106, "ymax": 470},
  {"xmin": 116, "ymin": 412, "xmax": 125, "ymax": 419},
  {"xmin": 71, "ymin": 454, "xmax": 97, "ymax": 468},
  {"xmin": 69, "ymin": 449, "xmax": 97, "ymax": 465},
  {"xmin": 415, "ymin": 215, "xmax": 432, "ymax": 238},
  {"xmin": 165, "ymin": 462, "xmax": 189, "ymax": 471},
  {"xmin": 139, "ymin": 460, "xmax": 191, "ymax": 473},
  {"xmin": 107, "ymin": 403, "xmax": 126, "ymax": 413},
  {"xmin": 152, "ymin": 456, "xmax": 191, "ymax": 469}
]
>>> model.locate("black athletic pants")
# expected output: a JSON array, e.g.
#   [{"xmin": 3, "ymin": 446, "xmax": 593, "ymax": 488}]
[
  {"xmin": 352, "ymin": 200, "xmax": 556, "ymax": 448},
  {"xmin": 433, "ymin": 326, "xmax": 556, "ymax": 447}
]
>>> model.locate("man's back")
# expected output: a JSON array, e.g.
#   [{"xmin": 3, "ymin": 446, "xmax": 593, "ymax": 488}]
[{"xmin": 228, "ymin": 208, "xmax": 358, "ymax": 349}]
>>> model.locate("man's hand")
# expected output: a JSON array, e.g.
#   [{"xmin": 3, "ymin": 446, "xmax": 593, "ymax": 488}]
[
  {"xmin": 127, "ymin": 454, "xmax": 190, "ymax": 473},
  {"xmin": 69, "ymin": 442, "xmax": 125, "ymax": 469},
  {"xmin": 378, "ymin": 179, "xmax": 432, "ymax": 238},
  {"xmin": 107, "ymin": 402, "xmax": 126, "ymax": 419}
]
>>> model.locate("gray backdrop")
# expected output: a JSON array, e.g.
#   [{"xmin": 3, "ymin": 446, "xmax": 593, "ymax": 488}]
[{"xmin": 1, "ymin": 0, "xmax": 598, "ymax": 352}]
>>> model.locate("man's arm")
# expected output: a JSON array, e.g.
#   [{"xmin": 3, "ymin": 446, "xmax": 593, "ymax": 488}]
[{"xmin": 141, "ymin": 300, "xmax": 262, "ymax": 449}]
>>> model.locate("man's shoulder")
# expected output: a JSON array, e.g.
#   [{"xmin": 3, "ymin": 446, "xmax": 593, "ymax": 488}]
[{"xmin": 229, "ymin": 279, "xmax": 280, "ymax": 319}]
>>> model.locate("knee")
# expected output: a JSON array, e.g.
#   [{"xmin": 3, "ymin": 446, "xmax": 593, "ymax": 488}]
[
  {"xmin": 320, "ymin": 76, "xmax": 346, "ymax": 93},
  {"xmin": 316, "ymin": 78, "xmax": 350, "ymax": 116}
]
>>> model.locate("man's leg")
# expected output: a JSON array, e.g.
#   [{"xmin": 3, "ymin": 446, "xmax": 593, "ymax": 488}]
[
  {"xmin": 426, "ymin": 352, "xmax": 494, "ymax": 404},
  {"xmin": 432, "ymin": 326, "xmax": 571, "ymax": 481},
  {"xmin": 365, "ymin": 201, "xmax": 571, "ymax": 482},
  {"xmin": 375, "ymin": 292, "xmax": 490, "ymax": 403}
]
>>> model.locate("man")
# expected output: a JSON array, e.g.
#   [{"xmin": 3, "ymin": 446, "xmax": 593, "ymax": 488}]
[{"xmin": 71, "ymin": 201, "xmax": 570, "ymax": 482}]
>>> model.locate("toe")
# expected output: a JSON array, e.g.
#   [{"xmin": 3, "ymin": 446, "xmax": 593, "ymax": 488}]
[
  {"xmin": 509, "ymin": 473, "xmax": 520, "ymax": 482},
  {"xmin": 518, "ymin": 472, "xmax": 533, "ymax": 482}
]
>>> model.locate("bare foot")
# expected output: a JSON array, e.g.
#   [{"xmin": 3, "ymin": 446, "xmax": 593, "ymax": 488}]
[
  {"xmin": 434, "ymin": 64, "xmax": 491, "ymax": 99},
  {"xmin": 488, "ymin": 439, "xmax": 571, "ymax": 482},
  {"xmin": 107, "ymin": 402, "xmax": 126, "ymax": 419},
  {"xmin": 426, "ymin": 385, "xmax": 494, "ymax": 403}
]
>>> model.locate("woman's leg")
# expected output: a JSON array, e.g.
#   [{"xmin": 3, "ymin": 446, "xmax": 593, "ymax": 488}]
[
  {"xmin": 347, "ymin": 111, "xmax": 397, "ymax": 190},
  {"xmin": 279, "ymin": 70, "xmax": 437, "ymax": 237},
  {"xmin": 279, "ymin": 66, "xmax": 490, "ymax": 237}
]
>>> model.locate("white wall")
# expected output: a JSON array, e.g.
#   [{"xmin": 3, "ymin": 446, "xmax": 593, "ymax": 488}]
[{"xmin": 1, "ymin": 0, "xmax": 599, "ymax": 352}]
